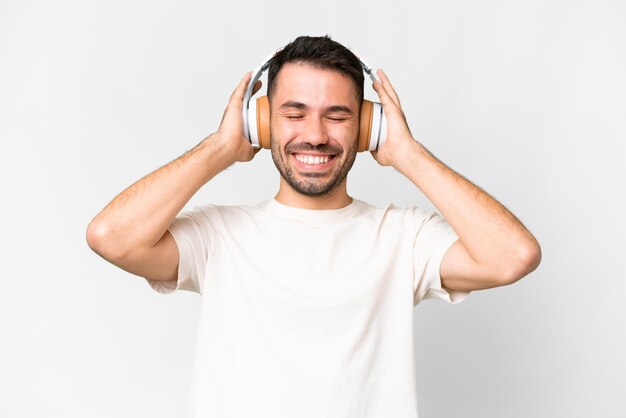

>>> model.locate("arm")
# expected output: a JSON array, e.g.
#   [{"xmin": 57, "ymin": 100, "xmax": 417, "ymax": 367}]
[
  {"xmin": 371, "ymin": 69, "xmax": 541, "ymax": 292},
  {"xmin": 86, "ymin": 72, "xmax": 261, "ymax": 281}
]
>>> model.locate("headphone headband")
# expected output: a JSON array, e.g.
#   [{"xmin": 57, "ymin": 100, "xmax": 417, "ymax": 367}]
[
  {"xmin": 242, "ymin": 51, "xmax": 382, "ymax": 140},
  {"xmin": 241, "ymin": 49, "xmax": 386, "ymax": 151},
  {"xmin": 242, "ymin": 51, "xmax": 277, "ymax": 140}
]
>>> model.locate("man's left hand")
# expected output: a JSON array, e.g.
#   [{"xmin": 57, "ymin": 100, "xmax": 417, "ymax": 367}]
[{"xmin": 370, "ymin": 69, "xmax": 420, "ymax": 168}]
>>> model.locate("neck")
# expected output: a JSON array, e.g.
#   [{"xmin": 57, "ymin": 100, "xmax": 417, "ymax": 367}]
[{"xmin": 274, "ymin": 180, "xmax": 352, "ymax": 210}]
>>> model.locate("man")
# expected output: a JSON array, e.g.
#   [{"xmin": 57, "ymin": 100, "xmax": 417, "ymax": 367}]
[{"xmin": 87, "ymin": 36, "xmax": 541, "ymax": 417}]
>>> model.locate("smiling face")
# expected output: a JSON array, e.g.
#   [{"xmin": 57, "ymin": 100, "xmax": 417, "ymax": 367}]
[{"xmin": 269, "ymin": 62, "xmax": 360, "ymax": 202}]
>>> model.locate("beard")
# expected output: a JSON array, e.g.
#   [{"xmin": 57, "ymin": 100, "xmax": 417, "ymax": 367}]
[{"xmin": 270, "ymin": 135, "xmax": 358, "ymax": 197}]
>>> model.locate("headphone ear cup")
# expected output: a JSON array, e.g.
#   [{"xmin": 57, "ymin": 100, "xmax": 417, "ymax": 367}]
[
  {"xmin": 254, "ymin": 97, "xmax": 383, "ymax": 151},
  {"xmin": 359, "ymin": 100, "xmax": 374, "ymax": 152},
  {"xmin": 369, "ymin": 101, "xmax": 384, "ymax": 151},
  {"xmin": 359, "ymin": 100, "xmax": 386, "ymax": 152},
  {"xmin": 256, "ymin": 96, "xmax": 271, "ymax": 149}
]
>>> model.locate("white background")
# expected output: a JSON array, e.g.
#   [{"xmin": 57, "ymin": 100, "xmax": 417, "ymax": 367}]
[{"xmin": 1, "ymin": 0, "xmax": 624, "ymax": 417}]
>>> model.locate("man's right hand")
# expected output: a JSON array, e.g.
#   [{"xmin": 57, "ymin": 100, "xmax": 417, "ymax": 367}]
[
  {"xmin": 87, "ymin": 72, "xmax": 266, "ymax": 286},
  {"xmin": 214, "ymin": 71, "xmax": 263, "ymax": 164}
]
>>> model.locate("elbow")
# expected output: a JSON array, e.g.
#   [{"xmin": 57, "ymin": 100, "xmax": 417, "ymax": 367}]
[
  {"xmin": 86, "ymin": 221, "xmax": 125, "ymax": 261},
  {"xmin": 523, "ymin": 236, "xmax": 543, "ymax": 273},
  {"xmin": 86, "ymin": 220, "xmax": 105, "ymax": 253},
  {"xmin": 498, "ymin": 239, "xmax": 542, "ymax": 286}
]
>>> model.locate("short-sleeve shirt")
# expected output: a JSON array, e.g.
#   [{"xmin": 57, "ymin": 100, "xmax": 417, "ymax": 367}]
[{"xmin": 145, "ymin": 197, "xmax": 469, "ymax": 418}]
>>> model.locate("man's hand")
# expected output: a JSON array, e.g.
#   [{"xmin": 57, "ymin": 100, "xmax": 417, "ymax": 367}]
[
  {"xmin": 371, "ymin": 69, "xmax": 541, "ymax": 292},
  {"xmin": 214, "ymin": 72, "xmax": 263, "ymax": 164},
  {"xmin": 370, "ymin": 69, "xmax": 420, "ymax": 168}
]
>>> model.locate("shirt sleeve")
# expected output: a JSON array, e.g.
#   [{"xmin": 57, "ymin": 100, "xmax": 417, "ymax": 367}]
[
  {"xmin": 144, "ymin": 205, "xmax": 217, "ymax": 295},
  {"xmin": 412, "ymin": 206, "xmax": 470, "ymax": 306}
]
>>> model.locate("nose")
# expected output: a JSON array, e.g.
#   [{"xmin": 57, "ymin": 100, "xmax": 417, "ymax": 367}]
[{"xmin": 302, "ymin": 116, "xmax": 328, "ymax": 146}]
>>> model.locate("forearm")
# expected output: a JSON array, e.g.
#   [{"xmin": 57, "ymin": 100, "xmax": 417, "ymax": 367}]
[
  {"xmin": 87, "ymin": 133, "xmax": 234, "ymax": 257},
  {"xmin": 395, "ymin": 140, "xmax": 541, "ymax": 275}
]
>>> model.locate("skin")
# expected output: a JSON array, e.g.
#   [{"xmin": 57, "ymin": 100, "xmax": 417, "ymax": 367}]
[
  {"xmin": 369, "ymin": 69, "xmax": 542, "ymax": 291},
  {"xmin": 268, "ymin": 63, "xmax": 360, "ymax": 209},
  {"xmin": 86, "ymin": 62, "xmax": 541, "ymax": 291},
  {"xmin": 260, "ymin": 63, "xmax": 541, "ymax": 291}
]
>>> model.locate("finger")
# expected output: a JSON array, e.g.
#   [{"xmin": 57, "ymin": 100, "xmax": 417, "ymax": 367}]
[
  {"xmin": 373, "ymin": 78, "xmax": 411, "ymax": 128},
  {"xmin": 377, "ymin": 69, "xmax": 401, "ymax": 107},
  {"xmin": 229, "ymin": 71, "xmax": 253, "ymax": 104},
  {"xmin": 219, "ymin": 72, "xmax": 250, "ymax": 127},
  {"xmin": 372, "ymin": 78, "xmax": 397, "ymax": 109}
]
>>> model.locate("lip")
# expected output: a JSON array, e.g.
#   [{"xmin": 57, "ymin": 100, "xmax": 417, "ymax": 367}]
[{"xmin": 291, "ymin": 153, "xmax": 337, "ymax": 171}]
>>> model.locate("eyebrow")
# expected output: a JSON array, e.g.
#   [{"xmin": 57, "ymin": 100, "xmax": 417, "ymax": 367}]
[{"xmin": 278, "ymin": 101, "xmax": 354, "ymax": 115}]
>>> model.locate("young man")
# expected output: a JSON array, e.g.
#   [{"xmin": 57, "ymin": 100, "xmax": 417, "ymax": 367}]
[{"xmin": 87, "ymin": 36, "xmax": 540, "ymax": 417}]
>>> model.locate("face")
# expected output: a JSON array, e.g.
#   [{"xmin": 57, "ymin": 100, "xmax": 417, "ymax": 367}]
[{"xmin": 269, "ymin": 62, "xmax": 360, "ymax": 197}]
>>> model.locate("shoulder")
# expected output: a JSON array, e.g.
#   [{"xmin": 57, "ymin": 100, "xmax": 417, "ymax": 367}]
[
  {"xmin": 174, "ymin": 202, "xmax": 255, "ymax": 229},
  {"xmin": 353, "ymin": 199, "xmax": 427, "ymax": 229}
]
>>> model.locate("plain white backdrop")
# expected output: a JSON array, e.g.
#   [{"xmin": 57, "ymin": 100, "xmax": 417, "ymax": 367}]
[{"xmin": 1, "ymin": 0, "xmax": 624, "ymax": 417}]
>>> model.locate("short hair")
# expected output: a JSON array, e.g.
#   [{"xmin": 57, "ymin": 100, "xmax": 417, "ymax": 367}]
[{"xmin": 267, "ymin": 35, "xmax": 364, "ymax": 105}]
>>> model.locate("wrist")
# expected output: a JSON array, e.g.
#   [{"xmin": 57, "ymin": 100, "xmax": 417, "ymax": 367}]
[
  {"xmin": 193, "ymin": 133, "xmax": 238, "ymax": 171},
  {"xmin": 392, "ymin": 139, "xmax": 432, "ymax": 174}
]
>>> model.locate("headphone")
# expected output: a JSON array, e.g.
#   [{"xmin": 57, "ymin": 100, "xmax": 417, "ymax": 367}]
[{"xmin": 242, "ymin": 51, "xmax": 387, "ymax": 152}]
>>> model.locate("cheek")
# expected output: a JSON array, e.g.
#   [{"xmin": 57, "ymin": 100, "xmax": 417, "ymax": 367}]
[
  {"xmin": 327, "ymin": 123, "xmax": 356, "ymax": 138},
  {"xmin": 271, "ymin": 120, "xmax": 298, "ymax": 142},
  {"xmin": 327, "ymin": 122, "xmax": 359, "ymax": 151},
  {"xmin": 274, "ymin": 121, "xmax": 357, "ymax": 137},
  {"xmin": 271, "ymin": 118, "xmax": 359, "ymax": 149}
]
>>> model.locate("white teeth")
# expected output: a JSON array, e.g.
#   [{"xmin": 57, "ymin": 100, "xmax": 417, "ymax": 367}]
[{"xmin": 294, "ymin": 154, "xmax": 331, "ymax": 164}]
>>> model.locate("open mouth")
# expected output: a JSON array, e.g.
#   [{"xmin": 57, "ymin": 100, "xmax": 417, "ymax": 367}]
[{"xmin": 291, "ymin": 153, "xmax": 337, "ymax": 170}]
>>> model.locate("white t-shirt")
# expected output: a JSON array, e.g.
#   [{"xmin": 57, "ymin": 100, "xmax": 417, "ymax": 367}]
[{"xmin": 145, "ymin": 197, "xmax": 470, "ymax": 418}]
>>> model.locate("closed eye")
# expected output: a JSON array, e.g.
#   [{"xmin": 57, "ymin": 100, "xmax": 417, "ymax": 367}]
[{"xmin": 284, "ymin": 115, "xmax": 349, "ymax": 121}]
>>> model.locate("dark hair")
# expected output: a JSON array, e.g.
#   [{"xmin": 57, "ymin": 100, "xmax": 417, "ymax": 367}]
[{"xmin": 267, "ymin": 35, "xmax": 364, "ymax": 104}]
